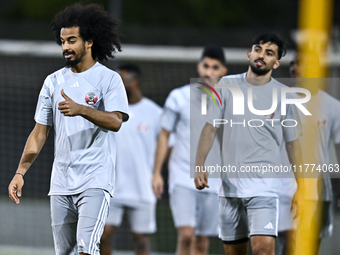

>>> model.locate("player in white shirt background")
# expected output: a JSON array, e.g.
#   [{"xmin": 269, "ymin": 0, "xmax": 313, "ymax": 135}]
[
  {"xmin": 8, "ymin": 4, "xmax": 129, "ymax": 255},
  {"xmin": 195, "ymin": 33, "xmax": 303, "ymax": 255},
  {"xmin": 152, "ymin": 45, "xmax": 228, "ymax": 255},
  {"xmin": 277, "ymin": 53, "xmax": 340, "ymax": 255},
  {"xmin": 100, "ymin": 64, "xmax": 162, "ymax": 255}
]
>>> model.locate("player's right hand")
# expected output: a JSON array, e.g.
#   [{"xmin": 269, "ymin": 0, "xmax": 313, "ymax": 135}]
[
  {"xmin": 152, "ymin": 174, "xmax": 164, "ymax": 200},
  {"xmin": 8, "ymin": 174, "xmax": 24, "ymax": 205}
]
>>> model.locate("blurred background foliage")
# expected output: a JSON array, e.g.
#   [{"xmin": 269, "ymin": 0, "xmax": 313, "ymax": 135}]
[
  {"xmin": 0, "ymin": 0, "xmax": 299, "ymax": 46},
  {"xmin": 0, "ymin": 0, "xmax": 339, "ymax": 47}
]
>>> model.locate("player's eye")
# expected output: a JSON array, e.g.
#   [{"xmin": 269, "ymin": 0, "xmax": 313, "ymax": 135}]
[
  {"xmin": 203, "ymin": 64, "xmax": 209, "ymax": 69},
  {"xmin": 213, "ymin": 65, "xmax": 219, "ymax": 70}
]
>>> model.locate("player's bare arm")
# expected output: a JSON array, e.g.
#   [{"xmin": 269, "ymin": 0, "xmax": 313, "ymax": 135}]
[
  {"xmin": 8, "ymin": 123, "xmax": 51, "ymax": 205},
  {"xmin": 285, "ymin": 138, "xmax": 304, "ymax": 218},
  {"xmin": 194, "ymin": 122, "xmax": 217, "ymax": 190},
  {"xmin": 58, "ymin": 89, "xmax": 123, "ymax": 132},
  {"xmin": 152, "ymin": 128, "xmax": 170, "ymax": 199}
]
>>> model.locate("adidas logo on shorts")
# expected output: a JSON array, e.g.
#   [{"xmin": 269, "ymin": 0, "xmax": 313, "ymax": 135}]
[{"xmin": 264, "ymin": 222, "xmax": 274, "ymax": 230}]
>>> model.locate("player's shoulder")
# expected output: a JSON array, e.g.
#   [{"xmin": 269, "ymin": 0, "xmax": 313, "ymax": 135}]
[
  {"xmin": 223, "ymin": 73, "xmax": 244, "ymax": 79},
  {"xmin": 168, "ymin": 84, "xmax": 190, "ymax": 101},
  {"xmin": 92, "ymin": 62, "xmax": 121, "ymax": 80},
  {"xmin": 270, "ymin": 77, "xmax": 289, "ymax": 88},
  {"xmin": 218, "ymin": 73, "xmax": 245, "ymax": 88},
  {"xmin": 319, "ymin": 90, "xmax": 340, "ymax": 107},
  {"xmin": 45, "ymin": 67, "xmax": 68, "ymax": 85},
  {"xmin": 165, "ymin": 84, "xmax": 190, "ymax": 111},
  {"xmin": 219, "ymin": 73, "xmax": 244, "ymax": 82},
  {"xmin": 141, "ymin": 97, "xmax": 162, "ymax": 112}
]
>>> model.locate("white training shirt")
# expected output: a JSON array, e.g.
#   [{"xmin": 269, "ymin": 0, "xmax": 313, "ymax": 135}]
[
  {"xmin": 34, "ymin": 62, "xmax": 129, "ymax": 196},
  {"xmin": 207, "ymin": 73, "xmax": 299, "ymax": 198},
  {"xmin": 161, "ymin": 84, "xmax": 221, "ymax": 194},
  {"xmin": 112, "ymin": 98, "xmax": 162, "ymax": 204}
]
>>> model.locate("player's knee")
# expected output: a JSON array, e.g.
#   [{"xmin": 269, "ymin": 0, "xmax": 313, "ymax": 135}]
[
  {"xmin": 133, "ymin": 234, "xmax": 150, "ymax": 254},
  {"xmin": 195, "ymin": 244, "xmax": 208, "ymax": 255},
  {"xmin": 252, "ymin": 243, "xmax": 273, "ymax": 255},
  {"xmin": 100, "ymin": 234, "xmax": 111, "ymax": 247},
  {"xmin": 178, "ymin": 230, "xmax": 194, "ymax": 247},
  {"xmin": 100, "ymin": 226, "xmax": 115, "ymax": 243},
  {"xmin": 195, "ymin": 237, "xmax": 209, "ymax": 254}
]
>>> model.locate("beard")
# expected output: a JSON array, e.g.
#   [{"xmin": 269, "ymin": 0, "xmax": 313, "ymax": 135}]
[
  {"xmin": 64, "ymin": 44, "xmax": 86, "ymax": 68},
  {"xmin": 65, "ymin": 58, "xmax": 81, "ymax": 68},
  {"xmin": 249, "ymin": 61, "xmax": 272, "ymax": 76}
]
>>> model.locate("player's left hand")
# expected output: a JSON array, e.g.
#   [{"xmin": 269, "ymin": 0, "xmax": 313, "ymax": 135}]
[
  {"xmin": 291, "ymin": 189, "xmax": 300, "ymax": 219},
  {"xmin": 58, "ymin": 89, "xmax": 82, "ymax": 116},
  {"xmin": 194, "ymin": 170, "xmax": 209, "ymax": 190}
]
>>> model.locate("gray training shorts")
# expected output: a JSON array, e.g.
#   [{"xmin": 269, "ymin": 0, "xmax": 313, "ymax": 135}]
[
  {"xmin": 170, "ymin": 185, "xmax": 219, "ymax": 236},
  {"xmin": 106, "ymin": 199, "xmax": 156, "ymax": 234},
  {"xmin": 50, "ymin": 188, "xmax": 110, "ymax": 255},
  {"xmin": 219, "ymin": 196, "xmax": 279, "ymax": 242}
]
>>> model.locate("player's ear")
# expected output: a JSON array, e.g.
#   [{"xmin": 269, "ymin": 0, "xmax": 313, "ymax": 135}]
[
  {"xmin": 273, "ymin": 60, "xmax": 281, "ymax": 70},
  {"xmin": 222, "ymin": 66, "xmax": 228, "ymax": 76},
  {"xmin": 196, "ymin": 62, "xmax": 201, "ymax": 73},
  {"xmin": 85, "ymin": 40, "xmax": 93, "ymax": 49},
  {"xmin": 247, "ymin": 51, "xmax": 251, "ymax": 61}
]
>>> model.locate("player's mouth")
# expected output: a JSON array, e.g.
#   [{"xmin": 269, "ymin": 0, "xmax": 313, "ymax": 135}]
[
  {"xmin": 63, "ymin": 51, "xmax": 75, "ymax": 59},
  {"xmin": 255, "ymin": 59, "xmax": 266, "ymax": 67}
]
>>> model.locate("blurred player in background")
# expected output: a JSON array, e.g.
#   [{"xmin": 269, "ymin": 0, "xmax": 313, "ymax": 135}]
[
  {"xmin": 8, "ymin": 4, "xmax": 128, "ymax": 255},
  {"xmin": 152, "ymin": 45, "xmax": 228, "ymax": 255},
  {"xmin": 195, "ymin": 33, "xmax": 302, "ymax": 255},
  {"xmin": 277, "ymin": 53, "xmax": 340, "ymax": 255},
  {"xmin": 100, "ymin": 64, "xmax": 162, "ymax": 255}
]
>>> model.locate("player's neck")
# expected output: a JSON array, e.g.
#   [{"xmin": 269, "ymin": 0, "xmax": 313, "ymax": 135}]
[
  {"xmin": 71, "ymin": 57, "xmax": 96, "ymax": 73},
  {"xmin": 246, "ymin": 67, "xmax": 272, "ymax": 86},
  {"xmin": 128, "ymin": 91, "xmax": 143, "ymax": 104}
]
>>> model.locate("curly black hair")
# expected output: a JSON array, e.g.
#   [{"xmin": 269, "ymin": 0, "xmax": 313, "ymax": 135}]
[{"xmin": 51, "ymin": 3, "xmax": 121, "ymax": 61}]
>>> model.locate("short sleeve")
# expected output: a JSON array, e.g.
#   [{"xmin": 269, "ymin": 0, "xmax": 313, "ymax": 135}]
[
  {"xmin": 103, "ymin": 73, "xmax": 129, "ymax": 122},
  {"xmin": 160, "ymin": 90, "xmax": 181, "ymax": 132},
  {"xmin": 155, "ymin": 107, "xmax": 163, "ymax": 136},
  {"xmin": 34, "ymin": 76, "xmax": 53, "ymax": 126}
]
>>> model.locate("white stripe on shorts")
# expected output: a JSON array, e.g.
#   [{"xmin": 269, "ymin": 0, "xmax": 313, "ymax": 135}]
[
  {"xmin": 275, "ymin": 198, "xmax": 279, "ymax": 236},
  {"xmin": 89, "ymin": 197, "xmax": 108, "ymax": 254}
]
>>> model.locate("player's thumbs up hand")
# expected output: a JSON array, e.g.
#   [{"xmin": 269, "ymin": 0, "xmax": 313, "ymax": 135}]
[
  {"xmin": 61, "ymin": 89, "xmax": 70, "ymax": 100},
  {"xmin": 58, "ymin": 89, "xmax": 82, "ymax": 117}
]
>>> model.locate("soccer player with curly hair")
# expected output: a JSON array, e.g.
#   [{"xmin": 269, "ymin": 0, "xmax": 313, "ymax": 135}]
[{"xmin": 8, "ymin": 4, "xmax": 129, "ymax": 255}]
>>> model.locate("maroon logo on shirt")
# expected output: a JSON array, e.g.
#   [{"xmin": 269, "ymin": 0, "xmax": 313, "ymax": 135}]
[
  {"xmin": 317, "ymin": 119, "xmax": 326, "ymax": 126},
  {"xmin": 264, "ymin": 112, "xmax": 275, "ymax": 119},
  {"xmin": 85, "ymin": 92, "xmax": 98, "ymax": 105},
  {"xmin": 137, "ymin": 123, "xmax": 148, "ymax": 132}
]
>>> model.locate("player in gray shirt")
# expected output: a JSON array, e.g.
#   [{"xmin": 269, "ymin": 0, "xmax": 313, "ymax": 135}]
[
  {"xmin": 195, "ymin": 34, "xmax": 303, "ymax": 255},
  {"xmin": 8, "ymin": 4, "xmax": 128, "ymax": 255}
]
